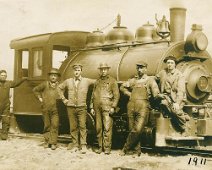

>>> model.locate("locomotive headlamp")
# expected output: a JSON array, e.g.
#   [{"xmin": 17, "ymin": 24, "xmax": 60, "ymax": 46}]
[
  {"xmin": 185, "ymin": 24, "xmax": 208, "ymax": 53},
  {"xmin": 197, "ymin": 76, "xmax": 209, "ymax": 92}
]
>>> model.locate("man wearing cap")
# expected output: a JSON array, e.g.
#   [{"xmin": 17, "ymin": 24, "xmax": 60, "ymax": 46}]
[
  {"xmin": 33, "ymin": 68, "xmax": 60, "ymax": 150},
  {"xmin": 120, "ymin": 61, "xmax": 160, "ymax": 156},
  {"xmin": 90, "ymin": 63, "xmax": 120, "ymax": 155},
  {"xmin": 156, "ymin": 55, "xmax": 189, "ymax": 133},
  {"xmin": 0, "ymin": 70, "xmax": 27, "ymax": 140},
  {"xmin": 58, "ymin": 63, "xmax": 95, "ymax": 154}
]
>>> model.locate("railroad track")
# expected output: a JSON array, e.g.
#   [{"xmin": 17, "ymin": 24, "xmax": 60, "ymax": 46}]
[
  {"xmin": 141, "ymin": 146, "xmax": 212, "ymax": 158},
  {"xmin": 9, "ymin": 132, "xmax": 212, "ymax": 157}
]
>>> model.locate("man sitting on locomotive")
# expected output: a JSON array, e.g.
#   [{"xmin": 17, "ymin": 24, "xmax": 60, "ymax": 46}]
[
  {"xmin": 119, "ymin": 61, "xmax": 160, "ymax": 156},
  {"xmin": 33, "ymin": 68, "xmax": 61, "ymax": 150},
  {"xmin": 0, "ymin": 70, "xmax": 27, "ymax": 140},
  {"xmin": 156, "ymin": 55, "xmax": 190, "ymax": 134}
]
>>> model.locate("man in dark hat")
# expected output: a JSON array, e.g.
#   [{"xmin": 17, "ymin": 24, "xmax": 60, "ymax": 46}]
[
  {"xmin": 120, "ymin": 61, "xmax": 160, "ymax": 156},
  {"xmin": 58, "ymin": 63, "xmax": 95, "ymax": 154},
  {"xmin": 90, "ymin": 62, "xmax": 120, "ymax": 155},
  {"xmin": 0, "ymin": 70, "xmax": 27, "ymax": 140},
  {"xmin": 156, "ymin": 55, "xmax": 189, "ymax": 134},
  {"xmin": 33, "ymin": 68, "xmax": 61, "ymax": 150}
]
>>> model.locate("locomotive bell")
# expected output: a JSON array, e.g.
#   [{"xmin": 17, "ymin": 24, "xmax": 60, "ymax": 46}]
[
  {"xmin": 86, "ymin": 29, "xmax": 105, "ymax": 47},
  {"xmin": 105, "ymin": 14, "xmax": 134, "ymax": 44},
  {"xmin": 135, "ymin": 22, "xmax": 155, "ymax": 42},
  {"xmin": 156, "ymin": 15, "xmax": 170, "ymax": 39}
]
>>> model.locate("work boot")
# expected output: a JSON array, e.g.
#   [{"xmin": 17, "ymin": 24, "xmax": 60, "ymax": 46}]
[
  {"xmin": 104, "ymin": 149, "xmax": 111, "ymax": 155},
  {"xmin": 119, "ymin": 149, "xmax": 126, "ymax": 156},
  {"xmin": 80, "ymin": 145, "xmax": 87, "ymax": 154},
  {"xmin": 67, "ymin": 143, "xmax": 78, "ymax": 152},
  {"xmin": 1, "ymin": 133, "xmax": 8, "ymax": 140},
  {"xmin": 43, "ymin": 142, "xmax": 49, "ymax": 148},
  {"xmin": 51, "ymin": 144, "xmax": 57, "ymax": 150},
  {"xmin": 137, "ymin": 148, "xmax": 141, "ymax": 157},
  {"xmin": 95, "ymin": 147, "xmax": 102, "ymax": 154},
  {"xmin": 135, "ymin": 143, "xmax": 141, "ymax": 157},
  {"xmin": 184, "ymin": 114, "xmax": 190, "ymax": 121}
]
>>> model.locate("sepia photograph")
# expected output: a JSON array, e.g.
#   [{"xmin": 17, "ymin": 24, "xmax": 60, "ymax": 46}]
[{"xmin": 0, "ymin": 0, "xmax": 212, "ymax": 169}]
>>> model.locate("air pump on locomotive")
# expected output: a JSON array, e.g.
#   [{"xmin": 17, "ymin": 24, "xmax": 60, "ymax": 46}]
[{"xmin": 10, "ymin": 8, "xmax": 212, "ymax": 150}]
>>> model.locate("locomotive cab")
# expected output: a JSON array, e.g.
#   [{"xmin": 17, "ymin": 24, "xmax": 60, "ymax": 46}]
[{"xmin": 10, "ymin": 31, "xmax": 89, "ymax": 132}]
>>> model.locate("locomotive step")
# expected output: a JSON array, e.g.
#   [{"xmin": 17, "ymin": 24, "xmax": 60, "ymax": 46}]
[{"xmin": 165, "ymin": 136, "xmax": 204, "ymax": 141}]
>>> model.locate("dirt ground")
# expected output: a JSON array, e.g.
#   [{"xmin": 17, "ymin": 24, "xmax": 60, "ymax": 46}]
[{"xmin": 0, "ymin": 136, "xmax": 211, "ymax": 170}]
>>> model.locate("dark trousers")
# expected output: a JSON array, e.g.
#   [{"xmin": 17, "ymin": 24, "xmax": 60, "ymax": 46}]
[
  {"xmin": 161, "ymin": 98, "xmax": 186, "ymax": 132},
  {"xmin": 0, "ymin": 103, "xmax": 11, "ymax": 139},
  {"xmin": 94, "ymin": 104, "xmax": 113, "ymax": 151},
  {"xmin": 124, "ymin": 100, "xmax": 149, "ymax": 151},
  {"xmin": 42, "ymin": 109, "xmax": 59, "ymax": 145},
  {"xmin": 67, "ymin": 106, "xmax": 87, "ymax": 147}
]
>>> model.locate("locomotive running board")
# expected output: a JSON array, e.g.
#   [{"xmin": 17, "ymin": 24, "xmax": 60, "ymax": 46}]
[{"xmin": 165, "ymin": 136, "xmax": 204, "ymax": 141}]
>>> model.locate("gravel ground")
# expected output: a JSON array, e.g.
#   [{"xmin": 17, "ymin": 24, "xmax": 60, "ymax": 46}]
[{"xmin": 0, "ymin": 136, "xmax": 211, "ymax": 170}]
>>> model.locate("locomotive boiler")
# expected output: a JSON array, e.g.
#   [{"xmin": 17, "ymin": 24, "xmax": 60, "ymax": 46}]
[{"xmin": 10, "ymin": 8, "xmax": 212, "ymax": 150}]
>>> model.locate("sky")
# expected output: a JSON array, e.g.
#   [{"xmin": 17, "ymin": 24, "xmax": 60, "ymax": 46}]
[{"xmin": 0, "ymin": 0, "xmax": 212, "ymax": 79}]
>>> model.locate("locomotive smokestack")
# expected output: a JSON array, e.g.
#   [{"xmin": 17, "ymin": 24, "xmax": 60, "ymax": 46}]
[{"xmin": 170, "ymin": 8, "xmax": 186, "ymax": 42}]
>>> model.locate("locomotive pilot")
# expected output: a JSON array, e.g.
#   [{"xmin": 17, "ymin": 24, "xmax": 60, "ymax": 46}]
[
  {"xmin": 0, "ymin": 70, "xmax": 27, "ymax": 140},
  {"xmin": 57, "ymin": 63, "xmax": 95, "ymax": 154},
  {"xmin": 120, "ymin": 61, "xmax": 160, "ymax": 156},
  {"xmin": 90, "ymin": 63, "xmax": 120, "ymax": 155},
  {"xmin": 156, "ymin": 55, "xmax": 189, "ymax": 134},
  {"xmin": 33, "ymin": 68, "xmax": 61, "ymax": 150}
]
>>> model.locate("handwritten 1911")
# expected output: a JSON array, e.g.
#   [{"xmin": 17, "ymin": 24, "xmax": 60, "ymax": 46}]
[{"xmin": 188, "ymin": 157, "xmax": 207, "ymax": 165}]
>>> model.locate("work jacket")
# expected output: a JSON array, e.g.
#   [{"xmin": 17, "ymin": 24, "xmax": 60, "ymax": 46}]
[
  {"xmin": 156, "ymin": 68, "xmax": 185, "ymax": 105},
  {"xmin": 58, "ymin": 77, "xmax": 95, "ymax": 107},
  {"xmin": 33, "ymin": 81, "xmax": 60, "ymax": 111},
  {"xmin": 91, "ymin": 75, "xmax": 120, "ymax": 109}
]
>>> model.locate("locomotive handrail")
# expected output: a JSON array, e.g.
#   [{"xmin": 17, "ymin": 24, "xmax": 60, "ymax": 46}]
[{"xmin": 70, "ymin": 40, "xmax": 170, "ymax": 52}]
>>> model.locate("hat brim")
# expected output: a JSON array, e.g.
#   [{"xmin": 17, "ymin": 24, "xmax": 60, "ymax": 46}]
[
  {"xmin": 136, "ymin": 65, "xmax": 147, "ymax": 67},
  {"xmin": 163, "ymin": 58, "xmax": 177, "ymax": 63},
  {"xmin": 48, "ymin": 73, "xmax": 61, "ymax": 76},
  {"xmin": 98, "ymin": 67, "xmax": 111, "ymax": 69}
]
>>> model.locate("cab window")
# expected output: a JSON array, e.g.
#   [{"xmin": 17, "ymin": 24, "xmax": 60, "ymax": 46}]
[
  {"xmin": 32, "ymin": 49, "xmax": 43, "ymax": 77},
  {"xmin": 20, "ymin": 50, "xmax": 29, "ymax": 78},
  {"xmin": 52, "ymin": 45, "xmax": 69, "ymax": 68}
]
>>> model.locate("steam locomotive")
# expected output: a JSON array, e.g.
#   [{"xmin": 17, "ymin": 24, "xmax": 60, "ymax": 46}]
[{"xmin": 10, "ymin": 8, "xmax": 212, "ymax": 150}]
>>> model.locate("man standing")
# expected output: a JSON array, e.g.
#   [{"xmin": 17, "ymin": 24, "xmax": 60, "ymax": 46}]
[
  {"xmin": 58, "ymin": 64, "xmax": 94, "ymax": 154},
  {"xmin": 156, "ymin": 55, "xmax": 189, "ymax": 133},
  {"xmin": 90, "ymin": 63, "xmax": 120, "ymax": 155},
  {"xmin": 33, "ymin": 68, "xmax": 60, "ymax": 150},
  {"xmin": 120, "ymin": 61, "xmax": 160, "ymax": 156},
  {"xmin": 0, "ymin": 70, "xmax": 27, "ymax": 140}
]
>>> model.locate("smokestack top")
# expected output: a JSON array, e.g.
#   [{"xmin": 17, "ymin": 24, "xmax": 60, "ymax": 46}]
[
  {"xmin": 170, "ymin": 7, "xmax": 187, "ymax": 11},
  {"xmin": 170, "ymin": 7, "xmax": 187, "ymax": 42}
]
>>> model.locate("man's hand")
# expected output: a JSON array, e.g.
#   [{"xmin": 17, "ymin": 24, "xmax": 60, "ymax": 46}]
[
  {"xmin": 109, "ymin": 107, "xmax": 115, "ymax": 116},
  {"xmin": 39, "ymin": 97, "xmax": 43, "ymax": 103},
  {"xmin": 172, "ymin": 103, "xmax": 180, "ymax": 111},
  {"xmin": 90, "ymin": 109, "xmax": 95, "ymax": 116},
  {"xmin": 157, "ymin": 93, "xmax": 166, "ymax": 99},
  {"xmin": 63, "ymin": 99, "xmax": 69, "ymax": 105}
]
